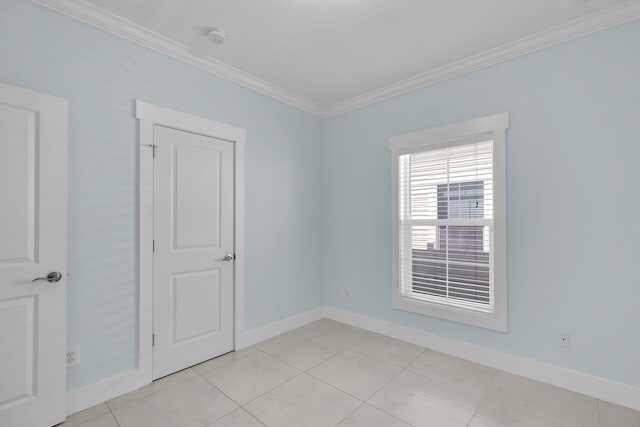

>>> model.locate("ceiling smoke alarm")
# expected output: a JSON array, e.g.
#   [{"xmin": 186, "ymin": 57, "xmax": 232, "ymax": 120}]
[{"xmin": 207, "ymin": 27, "xmax": 227, "ymax": 44}]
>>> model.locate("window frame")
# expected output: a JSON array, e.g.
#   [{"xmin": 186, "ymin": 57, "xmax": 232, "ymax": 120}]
[{"xmin": 389, "ymin": 113, "xmax": 508, "ymax": 332}]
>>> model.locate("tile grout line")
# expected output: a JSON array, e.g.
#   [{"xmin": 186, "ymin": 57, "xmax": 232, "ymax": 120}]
[
  {"xmin": 197, "ymin": 365, "xmax": 267, "ymax": 408},
  {"xmin": 238, "ymin": 370, "xmax": 310, "ymax": 424},
  {"xmin": 304, "ymin": 348, "xmax": 407, "ymax": 403},
  {"xmin": 102, "ymin": 323, "xmax": 421, "ymax": 427},
  {"xmin": 105, "ymin": 367, "xmax": 198, "ymax": 413},
  {"xmin": 115, "ymin": 322, "xmax": 421, "ymax": 426},
  {"xmin": 185, "ymin": 375, "xmax": 253, "ymax": 427},
  {"xmin": 191, "ymin": 347, "xmax": 260, "ymax": 376},
  {"xmin": 304, "ymin": 369, "xmax": 367, "ymax": 403},
  {"xmin": 245, "ymin": 323, "xmax": 427, "ymax": 425},
  {"xmin": 344, "ymin": 335, "xmax": 429, "ymax": 370},
  {"xmin": 332, "ymin": 401, "xmax": 366, "ymax": 427},
  {"xmin": 249, "ymin": 339, "xmax": 416, "ymax": 425},
  {"xmin": 242, "ymin": 408, "xmax": 268, "ymax": 427},
  {"xmin": 195, "ymin": 347, "xmax": 312, "ymax": 419},
  {"xmin": 106, "ymin": 404, "xmax": 122, "ymax": 427},
  {"xmin": 361, "ymin": 366, "xmax": 419, "ymax": 426},
  {"xmin": 464, "ymin": 368, "xmax": 499, "ymax": 427},
  {"xmin": 251, "ymin": 346, "xmax": 315, "ymax": 372}
]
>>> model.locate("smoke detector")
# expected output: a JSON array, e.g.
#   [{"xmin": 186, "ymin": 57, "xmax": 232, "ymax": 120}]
[{"xmin": 207, "ymin": 27, "xmax": 227, "ymax": 44}]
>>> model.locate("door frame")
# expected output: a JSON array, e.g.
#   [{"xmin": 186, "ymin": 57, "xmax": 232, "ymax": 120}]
[{"xmin": 136, "ymin": 100, "xmax": 246, "ymax": 384}]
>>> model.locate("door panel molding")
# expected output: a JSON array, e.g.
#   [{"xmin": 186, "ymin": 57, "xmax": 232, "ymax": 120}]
[{"xmin": 136, "ymin": 100, "xmax": 246, "ymax": 386}]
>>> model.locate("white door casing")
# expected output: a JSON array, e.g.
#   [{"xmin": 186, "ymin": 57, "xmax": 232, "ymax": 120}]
[
  {"xmin": 136, "ymin": 101, "xmax": 246, "ymax": 385},
  {"xmin": 152, "ymin": 125, "xmax": 234, "ymax": 379},
  {"xmin": 0, "ymin": 83, "xmax": 68, "ymax": 427}
]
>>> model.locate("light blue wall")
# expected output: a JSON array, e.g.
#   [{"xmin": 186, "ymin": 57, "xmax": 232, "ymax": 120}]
[
  {"xmin": 2, "ymin": 0, "xmax": 638, "ymax": 394},
  {"xmin": 323, "ymin": 20, "xmax": 640, "ymax": 387},
  {"xmin": 0, "ymin": 0, "xmax": 325, "ymax": 390}
]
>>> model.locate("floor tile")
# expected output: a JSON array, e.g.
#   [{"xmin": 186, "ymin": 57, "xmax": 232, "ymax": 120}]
[
  {"xmin": 255, "ymin": 326, "xmax": 351, "ymax": 371},
  {"xmin": 111, "ymin": 376, "xmax": 237, "ymax": 427},
  {"xmin": 337, "ymin": 404, "xmax": 411, "ymax": 427},
  {"xmin": 407, "ymin": 349, "xmax": 496, "ymax": 387},
  {"xmin": 295, "ymin": 319, "xmax": 369, "ymax": 345},
  {"xmin": 598, "ymin": 400, "xmax": 640, "ymax": 427},
  {"xmin": 107, "ymin": 367, "xmax": 198, "ymax": 410},
  {"xmin": 367, "ymin": 370, "xmax": 485, "ymax": 427},
  {"xmin": 59, "ymin": 403, "xmax": 111, "ymax": 426},
  {"xmin": 193, "ymin": 347, "xmax": 258, "ymax": 375},
  {"xmin": 294, "ymin": 319, "xmax": 354, "ymax": 335},
  {"xmin": 309, "ymin": 349, "xmax": 401, "ymax": 400},
  {"xmin": 73, "ymin": 413, "xmax": 119, "ymax": 427},
  {"xmin": 349, "ymin": 331, "xmax": 425, "ymax": 368},
  {"xmin": 469, "ymin": 398, "xmax": 565, "ymax": 427},
  {"xmin": 207, "ymin": 408, "xmax": 265, "ymax": 427},
  {"xmin": 484, "ymin": 372, "xmax": 598, "ymax": 427},
  {"xmin": 245, "ymin": 374, "xmax": 361, "ymax": 427},
  {"xmin": 202, "ymin": 351, "xmax": 300, "ymax": 405}
]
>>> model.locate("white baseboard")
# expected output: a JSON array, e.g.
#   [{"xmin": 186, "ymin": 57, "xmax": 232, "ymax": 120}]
[
  {"xmin": 240, "ymin": 307, "xmax": 324, "ymax": 348},
  {"xmin": 322, "ymin": 306, "xmax": 640, "ymax": 411},
  {"xmin": 66, "ymin": 370, "xmax": 144, "ymax": 415}
]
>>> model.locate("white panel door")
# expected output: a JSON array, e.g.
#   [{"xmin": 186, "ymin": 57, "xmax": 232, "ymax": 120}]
[
  {"xmin": 0, "ymin": 83, "xmax": 67, "ymax": 427},
  {"xmin": 152, "ymin": 125, "xmax": 234, "ymax": 379}
]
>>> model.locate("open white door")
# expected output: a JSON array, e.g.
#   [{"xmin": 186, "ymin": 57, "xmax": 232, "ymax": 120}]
[
  {"xmin": 0, "ymin": 83, "xmax": 68, "ymax": 427},
  {"xmin": 152, "ymin": 125, "xmax": 235, "ymax": 379}
]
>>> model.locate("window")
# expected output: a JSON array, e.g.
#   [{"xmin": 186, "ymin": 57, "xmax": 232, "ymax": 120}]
[{"xmin": 390, "ymin": 113, "xmax": 508, "ymax": 331}]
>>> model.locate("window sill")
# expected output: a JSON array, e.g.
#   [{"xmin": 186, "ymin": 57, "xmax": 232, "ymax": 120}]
[{"xmin": 392, "ymin": 293, "xmax": 507, "ymax": 332}]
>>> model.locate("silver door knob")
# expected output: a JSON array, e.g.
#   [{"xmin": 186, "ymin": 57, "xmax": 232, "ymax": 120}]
[
  {"xmin": 222, "ymin": 253, "xmax": 235, "ymax": 262},
  {"xmin": 33, "ymin": 272, "xmax": 62, "ymax": 283}
]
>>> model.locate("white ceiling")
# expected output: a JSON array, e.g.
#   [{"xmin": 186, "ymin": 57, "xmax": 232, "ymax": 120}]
[{"xmin": 50, "ymin": 0, "xmax": 639, "ymax": 114}]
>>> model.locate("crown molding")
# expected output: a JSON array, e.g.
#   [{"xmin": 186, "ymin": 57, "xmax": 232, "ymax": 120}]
[
  {"xmin": 322, "ymin": 1, "xmax": 640, "ymax": 117},
  {"xmin": 31, "ymin": 0, "xmax": 640, "ymax": 119},
  {"xmin": 31, "ymin": 0, "xmax": 324, "ymax": 116}
]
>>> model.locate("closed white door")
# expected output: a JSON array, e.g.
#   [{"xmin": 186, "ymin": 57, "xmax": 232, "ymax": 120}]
[
  {"xmin": 0, "ymin": 83, "xmax": 67, "ymax": 427},
  {"xmin": 152, "ymin": 125, "xmax": 234, "ymax": 379}
]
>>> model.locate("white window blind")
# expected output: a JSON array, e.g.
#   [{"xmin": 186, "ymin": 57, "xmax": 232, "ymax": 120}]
[{"xmin": 399, "ymin": 140, "xmax": 494, "ymax": 313}]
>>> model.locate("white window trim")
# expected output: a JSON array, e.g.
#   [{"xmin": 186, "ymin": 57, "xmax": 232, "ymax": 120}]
[{"xmin": 389, "ymin": 112, "xmax": 508, "ymax": 332}]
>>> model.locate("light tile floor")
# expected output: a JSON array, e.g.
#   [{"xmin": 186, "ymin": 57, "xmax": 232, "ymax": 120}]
[{"xmin": 59, "ymin": 319, "xmax": 640, "ymax": 427}]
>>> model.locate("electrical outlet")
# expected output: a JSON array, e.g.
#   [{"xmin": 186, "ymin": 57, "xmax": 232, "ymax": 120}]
[
  {"xmin": 66, "ymin": 345, "xmax": 80, "ymax": 368},
  {"xmin": 344, "ymin": 288, "xmax": 351, "ymax": 299},
  {"xmin": 559, "ymin": 333, "xmax": 571, "ymax": 349}
]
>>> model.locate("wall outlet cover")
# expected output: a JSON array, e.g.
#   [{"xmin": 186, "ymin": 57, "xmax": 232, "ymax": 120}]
[
  {"xmin": 66, "ymin": 345, "xmax": 80, "ymax": 368},
  {"xmin": 559, "ymin": 333, "xmax": 571, "ymax": 349}
]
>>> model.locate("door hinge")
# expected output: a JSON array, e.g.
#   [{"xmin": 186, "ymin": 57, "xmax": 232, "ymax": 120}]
[
  {"xmin": 152, "ymin": 333, "xmax": 155, "ymax": 347},
  {"xmin": 145, "ymin": 144, "xmax": 157, "ymax": 157},
  {"xmin": 153, "ymin": 240, "xmax": 155, "ymax": 252}
]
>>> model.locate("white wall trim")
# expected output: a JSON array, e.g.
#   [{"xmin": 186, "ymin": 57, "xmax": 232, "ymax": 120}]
[
  {"xmin": 30, "ymin": 0, "xmax": 323, "ymax": 117},
  {"xmin": 30, "ymin": 0, "xmax": 640, "ymax": 118},
  {"xmin": 323, "ymin": 1, "xmax": 640, "ymax": 117},
  {"xmin": 240, "ymin": 308, "xmax": 324, "ymax": 348},
  {"xmin": 136, "ymin": 100, "xmax": 246, "ymax": 384},
  {"xmin": 322, "ymin": 306, "xmax": 640, "ymax": 411},
  {"xmin": 66, "ymin": 370, "xmax": 143, "ymax": 415}
]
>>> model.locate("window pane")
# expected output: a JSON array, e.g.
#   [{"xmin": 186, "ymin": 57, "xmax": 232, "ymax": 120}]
[
  {"xmin": 409, "ymin": 225, "xmax": 490, "ymax": 306},
  {"xmin": 402, "ymin": 141, "xmax": 493, "ymax": 221},
  {"xmin": 399, "ymin": 140, "xmax": 494, "ymax": 310}
]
